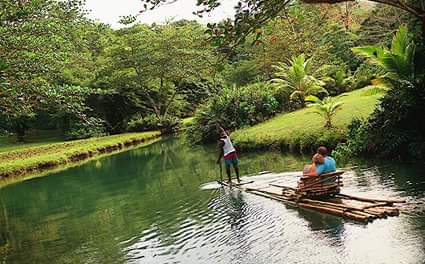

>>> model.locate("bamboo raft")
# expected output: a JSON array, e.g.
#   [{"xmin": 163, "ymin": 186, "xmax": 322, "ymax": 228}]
[{"xmin": 217, "ymin": 171, "xmax": 406, "ymax": 223}]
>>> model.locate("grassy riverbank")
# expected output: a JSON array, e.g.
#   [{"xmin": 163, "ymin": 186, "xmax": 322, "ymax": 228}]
[
  {"xmin": 233, "ymin": 87, "xmax": 382, "ymax": 152},
  {"xmin": 0, "ymin": 131, "xmax": 160, "ymax": 180}
]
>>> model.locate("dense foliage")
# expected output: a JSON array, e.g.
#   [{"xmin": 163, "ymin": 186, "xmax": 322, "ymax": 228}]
[
  {"xmin": 2, "ymin": 0, "xmax": 424, "ymax": 161},
  {"xmin": 0, "ymin": 1, "xmax": 220, "ymax": 139},
  {"xmin": 140, "ymin": 0, "xmax": 425, "ymax": 51},
  {"xmin": 186, "ymin": 83, "xmax": 282, "ymax": 143},
  {"xmin": 334, "ymin": 26, "xmax": 425, "ymax": 160}
]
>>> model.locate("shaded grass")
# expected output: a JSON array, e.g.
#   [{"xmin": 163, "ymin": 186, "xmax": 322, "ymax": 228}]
[
  {"xmin": 233, "ymin": 87, "xmax": 382, "ymax": 152},
  {"xmin": 0, "ymin": 132, "xmax": 160, "ymax": 179},
  {"xmin": 0, "ymin": 130, "xmax": 64, "ymax": 153}
]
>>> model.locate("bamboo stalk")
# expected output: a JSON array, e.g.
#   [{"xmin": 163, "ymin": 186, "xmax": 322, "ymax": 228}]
[
  {"xmin": 269, "ymin": 183, "xmax": 298, "ymax": 191},
  {"xmin": 247, "ymin": 190, "xmax": 298, "ymax": 207},
  {"xmin": 267, "ymin": 189, "xmax": 387, "ymax": 220},
  {"xmin": 300, "ymin": 198, "xmax": 363, "ymax": 211},
  {"xmin": 227, "ymin": 180, "xmax": 398, "ymax": 222},
  {"xmin": 364, "ymin": 207, "xmax": 399, "ymax": 217},
  {"xmin": 363, "ymin": 209, "xmax": 386, "ymax": 218},
  {"xmin": 375, "ymin": 206, "xmax": 400, "ymax": 216},
  {"xmin": 246, "ymin": 188, "xmax": 296, "ymax": 201},
  {"xmin": 360, "ymin": 202, "xmax": 389, "ymax": 210},
  {"xmin": 300, "ymin": 184, "xmax": 341, "ymax": 191},
  {"xmin": 297, "ymin": 202, "xmax": 369, "ymax": 222},
  {"xmin": 250, "ymin": 189, "xmax": 370, "ymax": 222},
  {"xmin": 300, "ymin": 199, "xmax": 377, "ymax": 220},
  {"xmin": 337, "ymin": 193, "xmax": 406, "ymax": 204}
]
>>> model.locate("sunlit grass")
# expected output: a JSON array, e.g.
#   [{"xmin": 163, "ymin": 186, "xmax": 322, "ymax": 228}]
[
  {"xmin": 0, "ymin": 132, "xmax": 160, "ymax": 178},
  {"xmin": 233, "ymin": 87, "xmax": 382, "ymax": 151}
]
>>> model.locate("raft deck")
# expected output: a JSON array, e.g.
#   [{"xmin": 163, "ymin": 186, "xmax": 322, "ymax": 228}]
[{"xmin": 218, "ymin": 172, "xmax": 405, "ymax": 223}]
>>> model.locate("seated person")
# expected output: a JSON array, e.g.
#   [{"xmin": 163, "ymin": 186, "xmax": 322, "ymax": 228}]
[
  {"xmin": 303, "ymin": 153, "xmax": 324, "ymax": 177},
  {"xmin": 315, "ymin": 146, "xmax": 336, "ymax": 175}
]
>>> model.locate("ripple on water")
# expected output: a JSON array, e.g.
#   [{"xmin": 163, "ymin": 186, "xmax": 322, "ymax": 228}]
[{"xmin": 121, "ymin": 167, "xmax": 425, "ymax": 264}]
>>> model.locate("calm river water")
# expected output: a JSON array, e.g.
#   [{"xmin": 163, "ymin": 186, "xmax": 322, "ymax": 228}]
[{"xmin": 0, "ymin": 137, "xmax": 424, "ymax": 264}]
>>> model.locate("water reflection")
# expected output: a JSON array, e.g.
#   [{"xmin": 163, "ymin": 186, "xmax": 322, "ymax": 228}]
[{"xmin": 0, "ymin": 137, "xmax": 424, "ymax": 263}]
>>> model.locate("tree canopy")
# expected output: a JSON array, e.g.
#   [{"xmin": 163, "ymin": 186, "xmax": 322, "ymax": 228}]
[{"xmin": 140, "ymin": 0, "xmax": 425, "ymax": 48}]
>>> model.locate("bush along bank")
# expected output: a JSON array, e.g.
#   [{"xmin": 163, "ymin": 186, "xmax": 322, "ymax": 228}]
[
  {"xmin": 186, "ymin": 82, "xmax": 286, "ymax": 144},
  {"xmin": 0, "ymin": 132, "xmax": 160, "ymax": 180}
]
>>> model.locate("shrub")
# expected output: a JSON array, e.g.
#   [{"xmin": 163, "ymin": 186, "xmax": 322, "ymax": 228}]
[
  {"xmin": 352, "ymin": 63, "xmax": 383, "ymax": 90},
  {"xmin": 367, "ymin": 80, "xmax": 425, "ymax": 159},
  {"xmin": 127, "ymin": 114, "xmax": 157, "ymax": 132},
  {"xmin": 333, "ymin": 118, "xmax": 370, "ymax": 161},
  {"xmin": 65, "ymin": 117, "xmax": 107, "ymax": 140},
  {"xmin": 334, "ymin": 80, "xmax": 425, "ymax": 160},
  {"xmin": 222, "ymin": 60, "xmax": 263, "ymax": 87},
  {"xmin": 316, "ymin": 65, "xmax": 354, "ymax": 95},
  {"xmin": 186, "ymin": 82, "xmax": 281, "ymax": 143}
]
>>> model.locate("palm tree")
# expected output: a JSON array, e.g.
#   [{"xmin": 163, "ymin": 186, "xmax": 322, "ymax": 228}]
[
  {"xmin": 305, "ymin": 95, "xmax": 344, "ymax": 128},
  {"xmin": 271, "ymin": 54, "xmax": 327, "ymax": 108},
  {"xmin": 352, "ymin": 25, "xmax": 416, "ymax": 84}
]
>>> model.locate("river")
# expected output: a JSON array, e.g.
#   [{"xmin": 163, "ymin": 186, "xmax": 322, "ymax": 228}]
[{"xmin": 0, "ymin": 137, "xmax": 424, "ymax": 264}]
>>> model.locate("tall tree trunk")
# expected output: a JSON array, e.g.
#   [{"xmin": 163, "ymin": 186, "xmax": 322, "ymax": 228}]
[
  {"xmin": 16, "ymin": 121, "xmax": 26, "ymax": 142},
  {"xmin": 422, "ymin": 17, "xmax": 425, "ymax": 44}
]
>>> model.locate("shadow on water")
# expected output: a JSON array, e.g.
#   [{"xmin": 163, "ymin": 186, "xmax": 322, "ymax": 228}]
[{"xmin": 0, "ymin": 137, "xmax": 424, "ymax": 264}]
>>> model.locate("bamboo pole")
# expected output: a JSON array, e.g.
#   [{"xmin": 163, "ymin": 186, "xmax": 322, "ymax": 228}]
[
  {"xmin": 228, "ymin": 180, "xmax": 399, "ymax": 222},
  {"xmin": 300, "ymin": 199, "xmax": 378, "ymax": 220},
  {"xmin": 337, "ymin": 193, "xmax": 406, "ymax": 204},
  {"xmin": 360, "ymin": 202, "xmax": 389, "ymax": 210},
  {"xmin": 300, "ymin": 198, "xmax": 363, "ymax": 211},
  {"xmin": 297, "ymin": 202, "xmax": 369, "ymax": 222},
  {"xmin": 269, "ymin": 183, "xmax": 298, "ymax": 191},
  {"xmin": 248, "ymin": 188, "xmax": 372, "ymax": 222},
  {"xmin": 363, "ymin": 209, "xmax": 386, "ymax": 218}
]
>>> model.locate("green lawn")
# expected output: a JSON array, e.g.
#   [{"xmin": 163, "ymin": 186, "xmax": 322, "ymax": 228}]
[
  {"xmin": 0, "ymin": 131, "xmax": 160, "ymax": 179},
  {"xmin": 233, "ymin": 87, "xmax": 382, "ymax": 151},
  {"xmin": 0, "ymin": 130, "xmax": 64, "ymax": 153}
]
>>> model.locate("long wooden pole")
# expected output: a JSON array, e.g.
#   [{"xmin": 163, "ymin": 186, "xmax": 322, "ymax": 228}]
[
  {"xmin": 269, "ymin": 183, "xmax": 298, "ymax": 191},
  {"xmin": 296, "ymin": 202, "xmax": 369, "ymax": 222},
  {"xmin": 246, "ymin": 188, "xmax": 372, "ymax": 222},
  {"xmin": 337, "ymin": 193, "xmax": 406, "ymax": 204}
]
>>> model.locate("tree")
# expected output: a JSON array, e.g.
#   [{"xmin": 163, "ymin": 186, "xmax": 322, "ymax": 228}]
[
  {"xmin": 305, "ymin": 95, "xmax": 344, "ymax": 128},
  {"xmin": 0, "ymin": 0, "xmax": 91, "ymax": 139},
  {"xmin": 303, "ymin": 1, "xmax": 425, "ymax": 33},
  {"xmin": 352, "ymin": 25, "xmax": 417, "ymax": 83},
  {"xmin": 139, "ymin": 0, "xmax": 425, "ymax": 46},
  {"xmin": 271, "ymin": 54, "xmax": 327, "ymax": 108},
  {"xmin": 104, "ymin": 22, "xmax": 219, "ymax": 132}
]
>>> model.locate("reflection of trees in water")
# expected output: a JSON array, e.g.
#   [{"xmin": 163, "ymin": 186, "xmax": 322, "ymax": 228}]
[
  {"xmin": 0, "ymin": 138, "xmax": 222, "ymax": 263},
  {"xmin": 349, "ymin": 160, "xmax": 425, "ymax": 196},
  {"xmin": 241, "ymin": 151, "xmax": 310, "ymax": 175},
  {"xmin": 0, "ymin": 199, "xmax": 11, "ymax": 261},
  {"xmin": 2, "ymin": 138, "xmax": 424, "ymax": 263}
]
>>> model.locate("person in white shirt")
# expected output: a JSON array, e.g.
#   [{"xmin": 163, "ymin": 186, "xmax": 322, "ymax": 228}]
[{"xmin": 216, "ymin": 126, "xmax": 240, "ymax": 183}]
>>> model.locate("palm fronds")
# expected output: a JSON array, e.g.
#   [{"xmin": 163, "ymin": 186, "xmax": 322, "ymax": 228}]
[
  {"xmin": 352, "ymin": 25, "xmax": 416, "ymax": 83},
  {"xmin": 271, "ymin": 54, "xmax": 327, "ymax": 106},
  {"xmin": 305, "ymin": 95, "xmax": 343, "ymax": 128}
]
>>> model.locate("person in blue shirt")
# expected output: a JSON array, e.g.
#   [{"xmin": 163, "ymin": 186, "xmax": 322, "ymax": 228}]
[{"xmin": 315, "ymin": 146, "xmax": 337, "ymax": 175}]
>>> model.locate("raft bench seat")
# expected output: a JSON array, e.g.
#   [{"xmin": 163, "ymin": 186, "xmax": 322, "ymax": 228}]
[{"xmin": 296, "ymin": 171, "xmax": 344, "ymax": 198}]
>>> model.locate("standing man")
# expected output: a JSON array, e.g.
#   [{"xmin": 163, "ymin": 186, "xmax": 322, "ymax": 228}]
[{"xmin": 216, "ymin": 126, "xmax": 240, "ymax": 183}]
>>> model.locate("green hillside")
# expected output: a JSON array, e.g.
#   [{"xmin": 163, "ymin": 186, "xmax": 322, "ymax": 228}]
[{"xmin": 233, "ymin": 87, "xmax": 382, "ymax": 152}]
